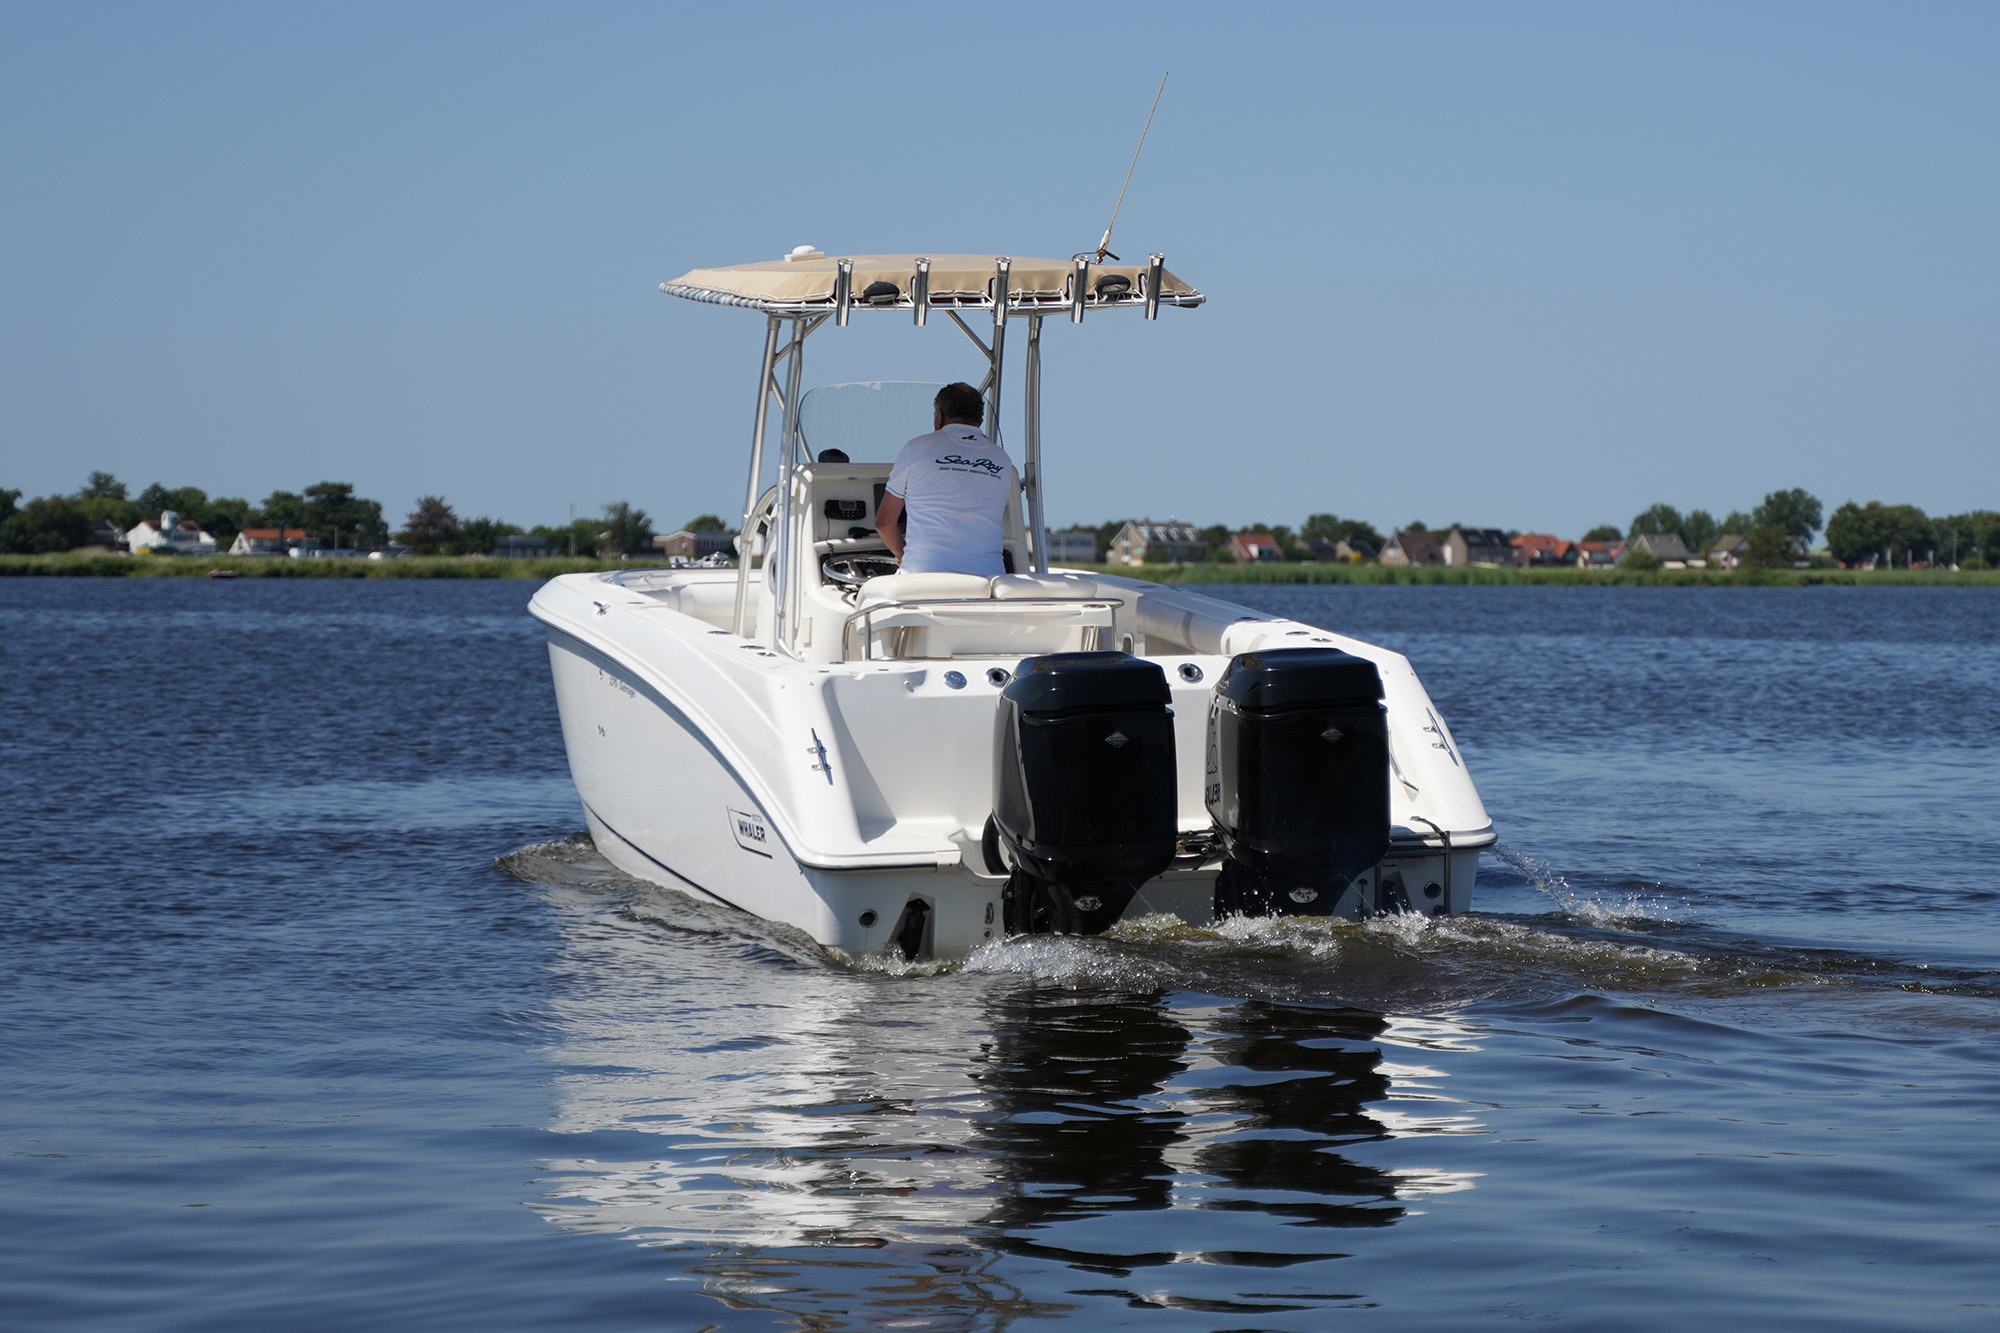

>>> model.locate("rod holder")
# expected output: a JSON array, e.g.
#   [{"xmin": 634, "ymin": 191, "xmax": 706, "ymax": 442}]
[
  {"xmin": 833, "ymin": 257, "xmax": 853, "ymax": 326},
  {"xmin": 1145, "ymin": 253, "xmax": 1164, "ymax": 320},
  {"xmin": 1070, "ymin": 257, "xmax": 1088, "ymax": 324},
  {"xmin": 912, "ymin": 257, "xmax": 929, "ymax": 326}
]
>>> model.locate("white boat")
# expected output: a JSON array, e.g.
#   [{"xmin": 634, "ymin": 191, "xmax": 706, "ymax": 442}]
[{"xmin": 530, "ymin": 249, "xmax": 1494, "ymax": 963}]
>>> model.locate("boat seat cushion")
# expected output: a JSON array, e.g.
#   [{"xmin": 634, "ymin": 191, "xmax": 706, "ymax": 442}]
[
  {"xmin": 990, "ymin": 572, "xmax": 1098, "ymax": 599},
  {"xmin": 856, "ymin": 572, "xmax": 994, "ymax": 605}
]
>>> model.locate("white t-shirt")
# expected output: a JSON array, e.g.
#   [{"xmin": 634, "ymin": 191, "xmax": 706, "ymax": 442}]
[{"xmin": 884, "ymin": 424, "xmax": 1016, "ymax": 575}]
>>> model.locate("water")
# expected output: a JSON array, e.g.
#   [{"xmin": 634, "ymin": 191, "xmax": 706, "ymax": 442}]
[{"xmin": 3, "ymin": 579, "xmax": 1996, "ymax": 1330}]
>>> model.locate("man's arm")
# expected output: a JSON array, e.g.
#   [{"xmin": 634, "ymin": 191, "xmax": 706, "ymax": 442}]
[{"xmin": 876, "ymin": 491, "xmax": 906, "ymax": 562}]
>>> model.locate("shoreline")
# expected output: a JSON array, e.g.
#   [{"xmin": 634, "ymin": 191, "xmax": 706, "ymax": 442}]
[{"xmin": 1, "ymin": 552, "xmax": 1993, "ymax": 586}]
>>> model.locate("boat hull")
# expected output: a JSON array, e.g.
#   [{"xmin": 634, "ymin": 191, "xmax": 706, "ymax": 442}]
[
  {"xmin": 533, "ymin": 571, "xmax": 1492, "ymax": 964},
  {"xmin": 547, "ymin": 630, "xmax": 1009, "ymax": 959}
]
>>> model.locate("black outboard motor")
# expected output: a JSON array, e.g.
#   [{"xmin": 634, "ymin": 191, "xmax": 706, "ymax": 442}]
[
  {"xmin": 1206, "ymin": 647, "xmax": 1391, "ymax": 918},
  {"xmin": 991, "ymin": 652, "xmax": 1178, "ymax": 935}
]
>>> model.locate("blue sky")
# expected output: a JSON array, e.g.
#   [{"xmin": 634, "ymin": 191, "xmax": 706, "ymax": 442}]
[{"xmin": 4, "ymin": 1, "xmax": 1996, "ymax": 536}]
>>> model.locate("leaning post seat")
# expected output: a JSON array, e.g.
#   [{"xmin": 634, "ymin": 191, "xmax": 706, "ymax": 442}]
[{"xmin": 844, "ymin": 572, "xmax": 1116, "ymax": 660}]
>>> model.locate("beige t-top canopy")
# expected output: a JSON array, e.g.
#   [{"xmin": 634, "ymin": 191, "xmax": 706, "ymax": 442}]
[{"xmin": 659, "ymin": 251, "xmax": 1202, "ymax": 316}]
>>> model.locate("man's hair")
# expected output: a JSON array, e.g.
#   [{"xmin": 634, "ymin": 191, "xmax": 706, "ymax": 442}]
[{"xmin": 934, "ymin": 382, "xmax": 984, "ymax": 427}]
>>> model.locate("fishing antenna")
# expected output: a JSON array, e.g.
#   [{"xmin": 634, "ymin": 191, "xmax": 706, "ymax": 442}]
[{"xmin": 1093, "ymin": 72, "xmax": 1169, "ymax": 263}]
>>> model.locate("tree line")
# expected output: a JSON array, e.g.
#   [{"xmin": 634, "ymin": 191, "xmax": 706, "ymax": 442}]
[
  {"xmin": 7, "ymin": 472, "xmax": 1992, "ymax": 570},
  {"xmin": 0, "ymin": 472, "xmax": 387, "ymax": 554},
  {"xmin": 1615, "ymin": 488, "xmax": 1998, "ymax": 569},
  {"xmin": 395, "ymin": 495, "xmax": 729, "ymax": 557},
  {"xmin": 1075, "ymin": 514, "xmax": 1389, "ymax": 563},
  {"xmin": 0, "ymin": 473, "xmax": 732, "ymax": 558}
]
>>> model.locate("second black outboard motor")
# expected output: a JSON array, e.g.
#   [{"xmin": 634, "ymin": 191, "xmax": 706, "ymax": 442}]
[
  {"xmin": 1206, "ymin": 647, "xmax": 1391, "ymax": 919},
  {"xmin": 991, "ymin": 652, "xmax": 1178, "ymax": 935}
]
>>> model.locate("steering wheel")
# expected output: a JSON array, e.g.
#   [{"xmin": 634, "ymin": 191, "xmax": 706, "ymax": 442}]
[{"xmin": 821, "ymin": 552, "xmax": 900, "ymax": 590}]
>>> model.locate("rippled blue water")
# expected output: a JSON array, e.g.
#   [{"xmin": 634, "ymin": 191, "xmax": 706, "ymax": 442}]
[{"xmin": 3, "ymin": 578, "xmax": 1996, "ymax": 1331}]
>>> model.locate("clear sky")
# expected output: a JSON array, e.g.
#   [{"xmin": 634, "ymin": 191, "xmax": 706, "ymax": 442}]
[{"xmin": 4, "ymin": 1, "xmax": 1996, "ymax": 537}]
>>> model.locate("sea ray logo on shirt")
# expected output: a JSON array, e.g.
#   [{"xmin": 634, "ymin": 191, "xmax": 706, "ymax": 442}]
[{"xmin": 936, "ymin": 454, "xmax": 1004, "ymax": 476}]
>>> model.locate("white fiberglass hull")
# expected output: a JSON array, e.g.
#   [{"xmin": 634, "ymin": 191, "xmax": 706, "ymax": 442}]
[{"xmin": 532, "ymin": 569, "xmax": 1493, "ymax": 964}]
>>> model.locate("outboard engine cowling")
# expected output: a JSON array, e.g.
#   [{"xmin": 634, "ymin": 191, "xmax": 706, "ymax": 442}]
[
  {"xmin": 992, "ymin": 652, "xmax": 1178, "ymax": 935},
  {"xmin": 1206, "ymin": 647, "xmax": 1391, "ymax": 918}
]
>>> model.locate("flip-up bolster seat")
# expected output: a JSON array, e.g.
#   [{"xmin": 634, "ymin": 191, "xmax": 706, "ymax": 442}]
[
  {"xmin": 855, "ymin": 572, "xmax": 995, "ymax": 606},
  {"xmin": 989, "ymin": 572, "xmax": 1098, "ymax": 599}
]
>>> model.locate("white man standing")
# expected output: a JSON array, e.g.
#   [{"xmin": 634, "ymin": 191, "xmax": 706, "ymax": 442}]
[{"xmin": 876, "ymin": 382, "xmax": 1017, "ymax": 576}]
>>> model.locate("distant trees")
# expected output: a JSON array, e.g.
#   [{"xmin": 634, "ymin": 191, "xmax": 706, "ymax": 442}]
[
  {"xmin": 453, "ymin": 516, "xmax": 523, "ymax": 556},
  {"xmin": 1930, "ymin": 510, "xmax": 2000, "ymax": 568},
  {"xmin": 255, "ymin": 490, "xmax": 305, "ymax": 530},
  {"xmin": 1752, "ymin": 489, "xmax": 1822, "ymax": 554},
  {"xmin": 1301, "ymin": 512, "xmax": 1385, "ymax": 552},
  {"xmin": 1681, "ymin": 509, "xmax": 1719, "ymax": 558},
  {"xmin": 302, "ymin": 481, "xmax": 386, "ymax": 551},
  {"xmin": 1620, "ymin": 490, "xmax": 1823, "ymax": 566},
  {"xmin": 79, "ymin": 472, "xmax": 126, "ymax": 502},
  {"xmin": 1628, "ymin": 503, "xmax": 1684, "ymax": 541},
  {"xmin": 401, "ymin": 496, "xmax": 461, "ymax": 552},
  {"xmin": 600, "ymin": 501, "xmax": 653, "ymax": 557},
  {"xmin": 11, "ymin": 469, "xmax": 1997, "ymax": 571},
  {"xmin": 0, "ymin": 495, "xmax": 91, "ymax": 553},
  {"xmin": 530, "ymin": 519, "xmax": 601, "ymax": 558},
  {"xmin": 1826, "ymin": 501, "xmax": 1937, "ymax": 568}
]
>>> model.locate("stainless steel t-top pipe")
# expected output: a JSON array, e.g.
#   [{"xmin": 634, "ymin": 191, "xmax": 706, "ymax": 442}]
[
  {"xmin": 911, "ymin": 257, "xmax": 930, "ymax": 327},
  {"xmin": 833, "ymin": 257, "xmax": 853, "ymax": 326},
  {"xmin": 1145, "ymin": 253, "xmax": 1165, "ymax": 320},
  {"xmin": 987, "ymin": 257, "xmax": 1010, "ymax": 444},
  {"xmin": 1070, "ymin": 256, "xmax": 1089, "ymax": 324}
]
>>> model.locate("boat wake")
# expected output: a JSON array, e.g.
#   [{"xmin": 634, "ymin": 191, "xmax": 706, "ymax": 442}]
[{"xmin": 496, "ymin": 833, "xmax": 2000, "ymax": 1012}]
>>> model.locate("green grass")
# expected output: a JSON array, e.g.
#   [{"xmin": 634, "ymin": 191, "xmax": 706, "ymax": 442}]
[
  {"xmin": 5, "ymin": 550, "xmax": 1996, "ymax": 586},
  {"xmin": 1073, "ymin": 561, "xmax": 2000, "ymax": 587}
]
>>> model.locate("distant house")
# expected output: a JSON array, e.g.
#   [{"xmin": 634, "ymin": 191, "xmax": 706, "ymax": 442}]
[
  {"xmin": 1443, "ymin": 526, "xmax": 1514, "ymax": 567},
  {"xmin": 84, "ymin": 519, "xmax": 126, "ymax": 552},
  {"xmin": 1708, "ymin": 534, "xmax": 1748, "ymax": 570},
  {"xmin": 229, "ymin": 527, "xmax": 309, "ymax": 556},
  {"xmin": 653, "ymin": 529, "xmax": 736, "ymax": 560},
  {"xmin": 1379, "ymin": 529, "xmax": 1444, "ymax": 566},
  {"xmin": 1629, "ymin": 532, "xmax": 1696, "ymax": 567},
  {"xmin": 1574, "ymin": 540, "xmax": 1624, "ymax": 569},
  {"xmin": 1293, "ymin": 536, "xmax": 1338, "ymax": 562},
  {"xmin": 1107, "ymin": 519, "xmax": 1205, "ymax": 566},
  {"xmin": 1332, "ymin": 537, "xmax": 1377, "ymax": 563},
  {"xmin": 1045, "ymin": 528, "xmax": 1100, "ymax": 565},
  {"xmin": 1227, "ymin": 531, "xmax": 1282, "ymax": 563},
  {"xmin": 128, "ymin": 513, "xmax": 217, "ymax": 556},
  {"xmin": 494, "ymin": 535, "xmax": 555, "ymax": 559},
  {"xmin": 1512, "ymin": 533, "xmax": 1575, "ymax": 567}
]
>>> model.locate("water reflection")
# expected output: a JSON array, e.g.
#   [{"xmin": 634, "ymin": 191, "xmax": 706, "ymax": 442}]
[
  {"xmin": 524, "ymin": 870, "xmax": 1486, "ymax": 1326},
  {"xmin": 976, "ymin": 990, "xmax": 1192, "ymax": 1269},
  {"xmin": 1192, "ymin": 1002, "xmax": 1404, "ymax": 1237}
]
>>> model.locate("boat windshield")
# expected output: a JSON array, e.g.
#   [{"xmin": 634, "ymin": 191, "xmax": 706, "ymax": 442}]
[{"xmin": 797, "ymin": 381, "xmax": 944, "ymax": 464}]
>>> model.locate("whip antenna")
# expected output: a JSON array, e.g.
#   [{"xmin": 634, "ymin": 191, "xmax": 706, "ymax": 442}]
[{"xmin": 1094, "ymin": 71, "xmax": 1169, "ymax": 263}]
